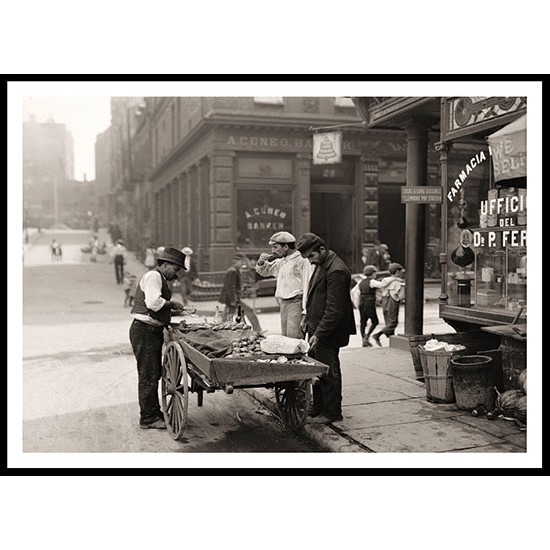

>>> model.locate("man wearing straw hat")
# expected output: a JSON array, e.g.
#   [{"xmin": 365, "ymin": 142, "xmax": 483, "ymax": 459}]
[{"xmin": 177, "ymin": 245, "xmax": 198, "ymax": 306}]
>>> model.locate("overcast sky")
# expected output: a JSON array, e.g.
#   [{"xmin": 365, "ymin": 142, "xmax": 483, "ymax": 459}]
[{"xmin": 23, "ymin": 96, "xmax": 112, "ymax": 181}]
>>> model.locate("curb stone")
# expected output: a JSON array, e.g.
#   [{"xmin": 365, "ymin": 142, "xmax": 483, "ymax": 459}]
[{"xmin": 244, "ymin": 387, "xmax": 367, "ymax": 453}]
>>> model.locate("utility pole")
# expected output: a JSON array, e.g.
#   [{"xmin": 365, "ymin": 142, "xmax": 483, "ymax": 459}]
[{"xmin": 53, "ymin": 175, "xmax": 59, "ymax": 225}]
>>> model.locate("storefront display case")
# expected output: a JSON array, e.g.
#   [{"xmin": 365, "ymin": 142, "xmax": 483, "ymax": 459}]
[{"xmin": 474, "ymin": 237, "xmax": 526, "ymax": 312}]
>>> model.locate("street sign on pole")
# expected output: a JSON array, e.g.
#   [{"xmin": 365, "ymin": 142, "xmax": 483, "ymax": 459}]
[{"xmin": 401, "ymin": 186, "xmax": 443, "ymax": 204}]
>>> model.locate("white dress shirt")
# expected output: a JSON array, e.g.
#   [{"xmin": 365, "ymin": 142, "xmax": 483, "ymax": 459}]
[
  {"xmin": 132, "ymin": 270, "xmax": 169, "ymax": 326},
  {"xmin": 256, "ymin": 250, "xmax": 313, "ymax": 314}
]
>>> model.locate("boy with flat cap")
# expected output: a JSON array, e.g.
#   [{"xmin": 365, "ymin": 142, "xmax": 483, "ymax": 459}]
[
  {"xmin": 129, "ymin": 247, "xmax": 186, "ymax": 430},
  {"xmin": 296, "ymin": 232, "xmax": 356, "ymax": 423},
  {"xmin": 371, "ymin": 262, "xmax": 405, "ymax": 346},
  {"xmin": 255, "ymin": 231, "xmax": 313, "ymax": 339}
]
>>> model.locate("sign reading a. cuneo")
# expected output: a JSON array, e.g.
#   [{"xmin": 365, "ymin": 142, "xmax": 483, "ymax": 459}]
[{"xmin": 401, "ymin": 186, "xmax": 443, "ymax": 204}]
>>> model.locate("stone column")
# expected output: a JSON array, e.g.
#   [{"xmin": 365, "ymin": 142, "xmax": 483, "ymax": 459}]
[
  {"xmin": 403, "ymin": 121, "xmax": 429, "ymax": 337},
  {"xmin": 209, "ymin": 151, "xmax": 236, "ymax": 270},
  {"xmin": 295, "ymin": 153, "xmax": 312, "ymax": 237},
  {"xmin": 195, "ymin": 160, "xmax": 204, "ymax": 265},
  {"xmin": 197, "ymin": 159, "xmax": 210, "ymax": 271}
]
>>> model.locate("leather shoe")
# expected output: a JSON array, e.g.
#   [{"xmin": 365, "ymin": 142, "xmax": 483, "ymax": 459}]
[
  {"xmin": 372, "ymin": 333, "xmax": 382, "ymax": 347},
  {"xmin": 309, "ymin": 409, "xmax": 322, "ymax": 418},
  {"xmin": 325, "ymin": 413, "xmax": 344, "ymax": 423},
  {"xmin": 140, "ymin": 419, "xmax": 166, "ymax": 430}
]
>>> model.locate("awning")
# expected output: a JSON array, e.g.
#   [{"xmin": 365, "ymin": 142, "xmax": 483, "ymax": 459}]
[{"xmin": 487, "ymin": 114, "xmax": 526, "ymax": 182}]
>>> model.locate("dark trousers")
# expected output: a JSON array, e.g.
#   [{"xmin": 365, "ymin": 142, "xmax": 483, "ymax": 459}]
[
  {"xmin": 129, "ymin": 319, "xmax": 165, "ymax": 425},
  {"xmin": 114, "ymin": 256, "xmax": 124, "ymax": 284},
  {"xmin": 376, "ymin": 295, "xmax": 400, "ymax": 337},
  {"xmin": 359, "ymin": 298, "xmax": 379, "ymax": 339},
  {"xmin": 308, "ymin": 345, "xmax": 342, "ymax": 417}
]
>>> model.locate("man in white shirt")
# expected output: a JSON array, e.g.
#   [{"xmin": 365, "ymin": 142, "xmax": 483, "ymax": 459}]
[
  {"xmin": 109, "ymin": 239, "xmax": 128, "ymax": 284},
  {"xmin": 255, "ymin": 231, "xmax": 313, "ymax": 339}
]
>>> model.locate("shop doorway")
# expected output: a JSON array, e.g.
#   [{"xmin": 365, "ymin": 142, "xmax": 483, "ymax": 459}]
[
  {"xmin": 378, "ymin": 182, "xmax": 406, "ymax": 266},
  {"xmin": 310, "ymin": 190, "xmax": 355, "ymax": 270}
]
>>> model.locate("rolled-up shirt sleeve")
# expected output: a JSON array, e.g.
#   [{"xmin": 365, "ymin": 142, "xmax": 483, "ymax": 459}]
[
  {"xmin": 255, "ymin": 259, "xmax": 280, "ymax": 278},
  {"xmin": 140, "ymin": 270, "xmax": 168, "ymax": 311}
]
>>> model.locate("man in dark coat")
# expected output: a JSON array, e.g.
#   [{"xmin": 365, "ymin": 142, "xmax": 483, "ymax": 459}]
[{"xmin": 297, "ymin": 232, "xmax": 356, "ymax": 423}]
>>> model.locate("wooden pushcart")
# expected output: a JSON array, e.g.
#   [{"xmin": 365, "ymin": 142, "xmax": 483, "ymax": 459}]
[{"xmin": 161, "ymin": 324, "xmax": 328, "ymax": 441}]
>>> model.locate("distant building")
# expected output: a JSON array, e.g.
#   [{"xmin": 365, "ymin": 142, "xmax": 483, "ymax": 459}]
[
  {"xmin": 95, "ymin": 126, "xmax": 113, "ymax": 226},
  {"xmin": 23, "ymin": 117, "xmax": 75, "ymax": 227},
  {"xmin": 106, "ymin": 97, "xmax": 440, "ymax": 273}
]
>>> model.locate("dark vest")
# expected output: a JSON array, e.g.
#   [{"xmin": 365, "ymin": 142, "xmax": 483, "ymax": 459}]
[
  {"xmin": 359, "ymin": 277, "xmax": 377, "ymax": 303},
  {"xmin": 131, "ymin": 268, "xmax": 172, "ymax": 326}
]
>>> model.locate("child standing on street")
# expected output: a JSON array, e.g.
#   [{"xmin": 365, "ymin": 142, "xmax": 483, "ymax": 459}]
[
  {"xmin": 372, "ymin": 263, "xmax": 405, "ymax": 347},
  {"xmin": 358, "ymin": 265, "xmax": 392, "ymax": 347},
  {"xmin": 123, "ymin": 271, "xmax": 138, "ymax": 307}
]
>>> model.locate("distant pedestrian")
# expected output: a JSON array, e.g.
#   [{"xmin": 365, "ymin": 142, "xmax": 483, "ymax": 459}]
[
  {"xmin": 219, "ymin": 252, "xmax": 262, "ymax": 332},
  {"xmin": 357, "ymin": 265, "xmax": 393, "ymax": 347},
  {"xmin": 372, "ymin": 263, "xmax": 405, "ymax": 347},
  {"xmin": 90, "ymin": 234, "xmax": 100, "ymax": 263},
  {"xmin": 297, "ymin": 232, "xmax": 356, "ymax": 423},
  {"xmin": 50, "ymin": 239, "xmax": 62, "ymax": 261},
  {"xmin": 177, "ymin": 246, "xmax": 198, "ymax": 306},
  {"xmin": 379, "ymin": 243, "xmax": 392, "ymax": 271},
  {"xmin": 364, "ymin": 240, "xmax": 382, "ymax": 270},
  {"xmin": 123, "ymin": 271, "xmax": 138, "ymax": 307},
  {"xmin": 144, "ymin": 244, "xmax": 157, "ymax": 270},
  {"xmin": 109, "ymin": 239, "xmax": 128, "ymax": 284},
  {"xmin": 255, "ymin": 231, "xmax": 312, "ymax": 339}
]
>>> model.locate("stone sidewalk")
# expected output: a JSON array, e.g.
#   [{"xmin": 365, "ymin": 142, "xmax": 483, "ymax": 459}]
[{"xmin": 245, "ymin": 346, "xmax": 527, "ymax": 453}]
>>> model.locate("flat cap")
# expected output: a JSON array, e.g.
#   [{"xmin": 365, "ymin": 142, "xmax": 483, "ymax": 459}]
[
  {"xmin": 157, "ymin": 247, "xmax": 187, "ymax": 269},
  {"xmin": 268, "ymin": 231, "xmax": 296, "ymax": 245},
  {"xmin": 363, "ymin": 265, "xmax": 378, "ymax": 276},
  {"xmin": 389, "ymin": 262, "xmax": 404, "ymax": 273},
  {"xmin": 296, "ymin": 232, "xmax": 324, "ymax": 258}
]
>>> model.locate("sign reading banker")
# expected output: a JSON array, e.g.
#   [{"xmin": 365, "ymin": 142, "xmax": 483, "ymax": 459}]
[{"xmin": 237, "ymin": 189, "xmax": 293, "ymax": 248}]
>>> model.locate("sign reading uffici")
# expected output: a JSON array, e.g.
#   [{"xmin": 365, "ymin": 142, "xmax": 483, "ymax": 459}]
[{"xmin": 401, "ymin": 186, "xmax": 443, "ymax": 204}]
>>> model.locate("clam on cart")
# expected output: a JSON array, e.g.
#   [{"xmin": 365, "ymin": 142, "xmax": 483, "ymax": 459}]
[{"xmin": 161, "ymin": 321, "xmax": 329, "ymax": 441}]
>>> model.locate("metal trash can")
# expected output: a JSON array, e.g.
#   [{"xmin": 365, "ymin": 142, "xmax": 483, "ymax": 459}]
[{"xmin": 450, "ymin": 355, "xmax": 495, "ymax": 411}]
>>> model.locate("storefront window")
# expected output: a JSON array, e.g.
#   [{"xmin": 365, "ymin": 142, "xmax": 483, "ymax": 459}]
[
  {"xmin": 445, "ymin": 140, "xmax": 527, "ymax": 312},
  {"xmin": 236, "ymin": 188, "xmax": 293, "ymax": 248},
  {"xmin": 446, "ymin": 143, "xmax": 490, "ymax": 305},
  {"xmin": 472, "ymin": 187, "xmax": 527, "ymax": 311}
]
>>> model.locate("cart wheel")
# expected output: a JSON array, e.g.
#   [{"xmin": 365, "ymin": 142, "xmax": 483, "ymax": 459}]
[
  {"xmin": 274, "ymin": 380, "xmax": 311, "ymax": 432},
  {"xmin": 161, "ymin": 341, "xmax": 189, "ymax": 441}
]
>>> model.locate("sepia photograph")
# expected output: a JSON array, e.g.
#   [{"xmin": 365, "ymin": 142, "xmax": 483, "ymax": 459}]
[{"xmin": 7, "ymin": 79, "xmax": 542, "ymax": 472}]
